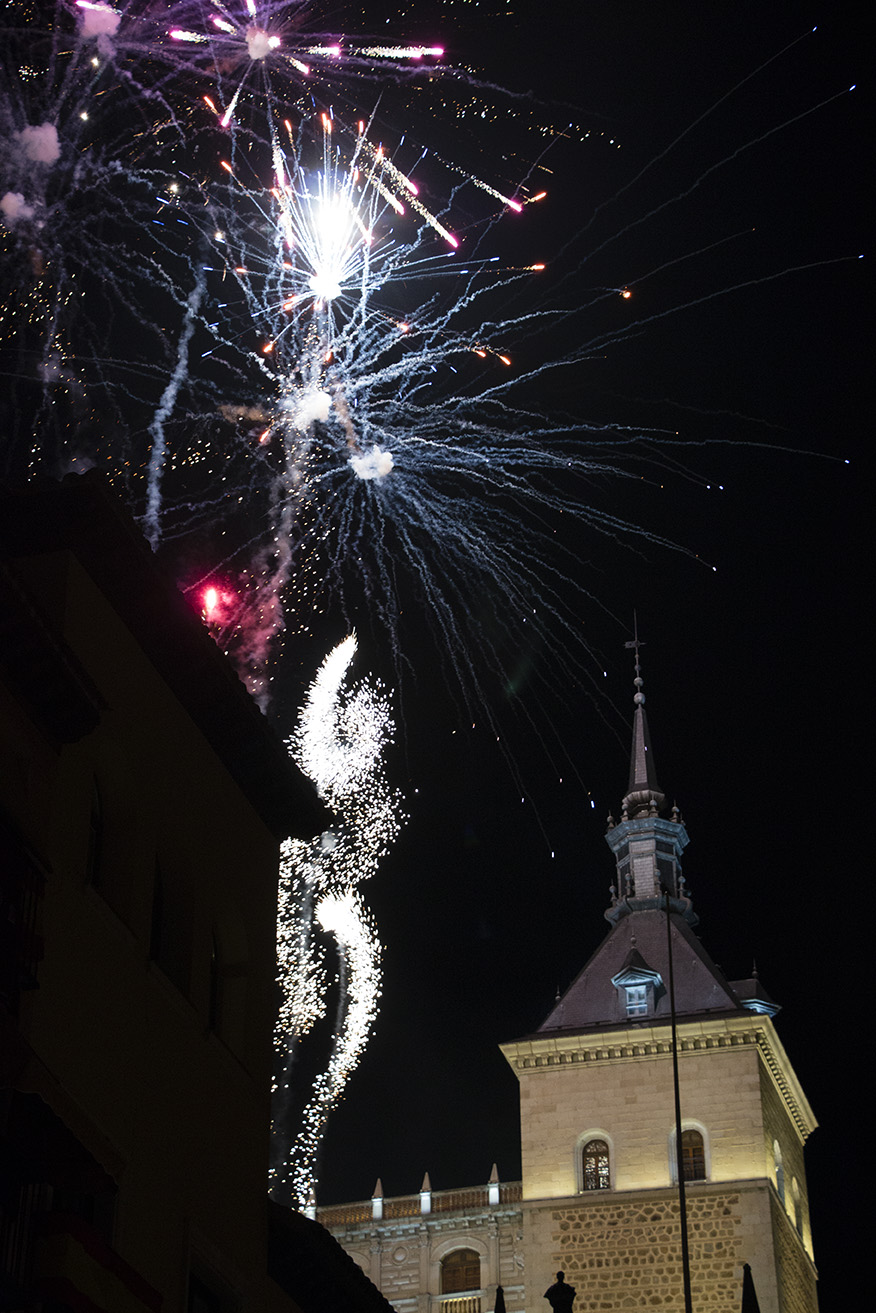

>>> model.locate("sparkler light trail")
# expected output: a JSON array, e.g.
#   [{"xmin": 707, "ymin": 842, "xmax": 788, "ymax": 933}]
[{"xmin": 271, "ymin": 634, "xmax": 404, "ymax": 1209}]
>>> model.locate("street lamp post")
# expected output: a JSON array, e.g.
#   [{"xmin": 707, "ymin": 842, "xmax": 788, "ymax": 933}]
[{"xmin": 662, "ymin": 884, "xmax": 694, "ymax": 1313}]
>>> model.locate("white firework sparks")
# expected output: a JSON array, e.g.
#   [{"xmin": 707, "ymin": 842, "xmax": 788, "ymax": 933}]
[
  {"xmin": 271, "ymin": 634, "xmax": 404, "ymax": 1209},
  {"xmin": 167, "ymin": 0, "xmax": 445, "ymax": 128},
  {"xmin": 164, "ymin": 109, "xmax": 542, "ymax": 708}
]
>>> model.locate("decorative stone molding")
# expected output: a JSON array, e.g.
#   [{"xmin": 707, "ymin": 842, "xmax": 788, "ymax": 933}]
[{"xmin": 501, "ymin": 1013, "xmax": 816, "ymax": 1142}]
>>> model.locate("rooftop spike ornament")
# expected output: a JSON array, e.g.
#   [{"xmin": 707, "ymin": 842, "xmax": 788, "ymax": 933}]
[
  {"xmin": 270, "ymin": 635, "xmax": 404, "ymax": 1210},
  {"xmin": 605, "ymin": 631, "xmax": 694, "ymax": 926},
  {"xmin": 623, "ymin": 616, "xmax": 665, "ymax": 818}
]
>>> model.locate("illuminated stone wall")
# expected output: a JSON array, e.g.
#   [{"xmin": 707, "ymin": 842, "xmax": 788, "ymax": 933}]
[
  {"xmin": 320, "ymin": 1193, "xmax": 525, "ymax": 1312},
  {"xmin": 769, "ymin": 1190, "xmax": 820, "ymax": 1313},
  {"xmin": 505, "ymin": 1019, "xmax": 802, "ymax": 1202},
  {"xmin": 759, "ymin": 1050, "xmax": 815, "ymax": 1261},
  {"xmin": 504, "ymin": 1014, "xmax": 818, "ymax": 1313},
  {"xmin": 523, "ymin": 1183, "xmax": 777, "ymax": 1312}
]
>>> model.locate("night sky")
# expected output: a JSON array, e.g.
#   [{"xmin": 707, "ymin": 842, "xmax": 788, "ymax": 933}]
[
  {"xmin": 3, "ymin": 2, "xmax": 867, "ymax": 1310},
  {"xmin": 302, "ymin": 5, "xmax": 867, "ymax": 1313}
]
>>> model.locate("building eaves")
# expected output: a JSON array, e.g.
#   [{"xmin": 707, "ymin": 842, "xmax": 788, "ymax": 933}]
[{"xmin": 0, "ymin": 475, "xmax": 327, "ymax": 840}]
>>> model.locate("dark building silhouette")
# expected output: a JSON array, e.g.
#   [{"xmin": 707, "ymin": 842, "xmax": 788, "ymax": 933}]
[{"xmin": 0, "ymin": 475, "xmax": 384, "ymax": 1313}]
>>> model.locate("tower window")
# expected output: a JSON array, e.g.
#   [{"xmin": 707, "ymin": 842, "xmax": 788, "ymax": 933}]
[
  {"xmin": 581, "ymin": 1138, "xmax": 610, "ymax": 1191},
  {"xmin": 624, "ymin": 984, "xmax": 648, "ymax": 1016},
  {"xmin": 773, "ymin": 1140, "xmax": 785, "ymax": 1202},
  {"xmin": 681, "ymin": 1129, "xmax": 706, "ymax": 1181},
  {"xmin": 440, "ymin": 1248, "xmax": 481, "ymax": 1294}
]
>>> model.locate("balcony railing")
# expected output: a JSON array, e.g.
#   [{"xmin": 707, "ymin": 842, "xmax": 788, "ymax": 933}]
[
  {"xmin": 318, "ymin": 1181, "xmax": 521, "ymax": 1228},
  {"xmin": 438, "ymin": 1297, "xmax": 481, "ymax": 1313}
]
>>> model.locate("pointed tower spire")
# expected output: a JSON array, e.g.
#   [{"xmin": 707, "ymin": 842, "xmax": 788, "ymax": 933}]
[
  {"xmin": 605, "ymin": 628, "xmax": 695, "ymax": 925},
  {"xmin": 622, "ymin": 617, "xmax": 665, "ymax": 819}
]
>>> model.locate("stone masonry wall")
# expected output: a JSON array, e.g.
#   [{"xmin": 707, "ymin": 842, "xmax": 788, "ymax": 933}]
[
  {"xmin": 758, "ymin": 1054, "xmax": 814, "ymax": 1261},
  {"xmin": 524, "ymin": 1184, "xmax": 782, "ymax": 1313},
  {"xmin": 769, "ymin": 1191, "xmax": 819, "ymax": 1313},
  {"xmin": 328, "ymin": 1208, "xmax": 525, "ymax": 1312}
]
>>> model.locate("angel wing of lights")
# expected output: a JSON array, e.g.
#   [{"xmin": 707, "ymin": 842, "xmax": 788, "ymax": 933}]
[{"xmin": 270, "ymin": 634, "xmax": 404, "ymax": 1209}]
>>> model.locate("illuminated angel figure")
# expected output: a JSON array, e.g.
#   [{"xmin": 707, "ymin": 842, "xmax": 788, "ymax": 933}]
[{"xmin": 270, "ymin": 634, "xmax": 404, "ymax": 1209}]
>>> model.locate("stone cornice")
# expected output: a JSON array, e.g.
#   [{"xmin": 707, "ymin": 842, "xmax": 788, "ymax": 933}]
[
  {"xmin": 501, "ymin": 1014, "xmax": 817, "ymax": 1141},
  {"xmin": 324, "ymin": 1204, "xmax": 523, "ymax": 1241}
]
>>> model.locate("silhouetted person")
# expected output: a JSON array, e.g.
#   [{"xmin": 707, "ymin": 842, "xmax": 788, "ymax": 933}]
[{"xmin": 544, "ymin": 1270, "xmax": 575, "ymax": 1310}]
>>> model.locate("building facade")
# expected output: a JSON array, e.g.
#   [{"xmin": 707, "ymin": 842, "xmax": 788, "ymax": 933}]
[
  {"xmin": 321, "ymin": 661, "xmax": 819, "ymax": 1313},
  {"xmin": 0, "ymin": 476, "xmax": 330, "ymax": 1313},
  {"xmin": 319, "ymin": 1172, "xmax": 525, "ymax": 1313}
]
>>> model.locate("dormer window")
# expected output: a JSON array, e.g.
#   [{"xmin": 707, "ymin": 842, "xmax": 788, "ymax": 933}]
[
  {"xmin": 611, "ymin": 946, "xmax": 663, "ymax": 1018},
  {"xmin": 624, "ymin": 983, "xmax": 649, "ymax": 1016},
  {"xmin": 729, "ymin": 973, "xmax": 781, "ymax": 1018}
]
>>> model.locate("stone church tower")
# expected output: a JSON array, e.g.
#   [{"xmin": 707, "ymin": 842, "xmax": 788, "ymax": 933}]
[
  {"xmin": 500, "ymin": 658, "xmax": 819, "ymax": 1313},
  {"xmin": 319, "ymin": 659, "xmax": 819, "ymax": 1313}
]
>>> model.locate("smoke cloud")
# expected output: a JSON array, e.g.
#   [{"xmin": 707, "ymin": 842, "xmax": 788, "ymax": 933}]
[
  {"xmin": 17, "ymin": 123, "xmax": 60, "ymax": 166},
  {"xmin": 1, "ymin": 192, "xmax": 34, "ymax": 224}
]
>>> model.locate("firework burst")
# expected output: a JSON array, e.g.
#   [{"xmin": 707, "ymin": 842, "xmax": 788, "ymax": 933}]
[{"xmin": 167, "ymin": 0, "xmax": 445, "ymax": 130}]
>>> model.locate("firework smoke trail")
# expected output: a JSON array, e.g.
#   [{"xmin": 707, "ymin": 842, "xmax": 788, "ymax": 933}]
[
  {"xmin": 271, "ymin": 635, "xmax": 404, "ymax": 1208},
  {"xmin": 0, "ymin": 1, "xmax": 218, "ymax": 475},
  {"xmin": 144, "ymin": 267, "xmax": 205, "ymax": 546}
]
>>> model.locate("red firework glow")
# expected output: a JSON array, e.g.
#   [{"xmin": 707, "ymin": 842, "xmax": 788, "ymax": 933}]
[{"xmin": 202, "ymin": 585, "xmax": 232, "ymax": 623}]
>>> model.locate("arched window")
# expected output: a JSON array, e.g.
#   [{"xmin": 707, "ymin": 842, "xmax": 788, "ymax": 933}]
[
  {"xmin": 440, "ymin": 1249, "xmax": 480, "ymax": 1295},
  {"xmin": 681, "ymin": 1129, "xmax": 706, "ymax": 1182},
  {"xmin": 773, "ymin": 1140, "xmax": 785, "ymax": 1202},
  {"xmin": 669, "ymin": 1124, "xmax": 709, "ymax": 1184},
  {"xmin": 581, "ymin": 1138, "xmax": 610, "ymax": 1191}
]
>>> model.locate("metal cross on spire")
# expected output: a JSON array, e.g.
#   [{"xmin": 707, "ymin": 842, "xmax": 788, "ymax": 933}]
[
  {"xmin": 624, "ymin": 611, "xmax": 645, "ymax": 668},
  {"xmin": 624, "ymin": 612, "xmax": 646, "ymax": 700}
]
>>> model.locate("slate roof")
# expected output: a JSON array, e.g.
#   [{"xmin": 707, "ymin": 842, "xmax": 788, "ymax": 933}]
[{"xmin": 536, "ymin": 907, "xmax": 744, "ymax": 1034}]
